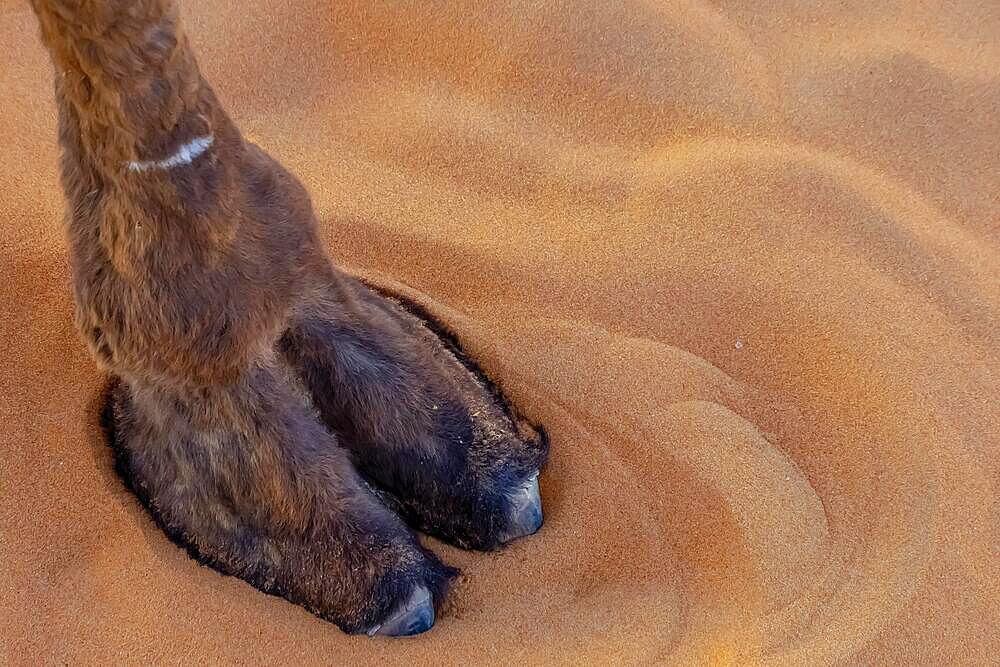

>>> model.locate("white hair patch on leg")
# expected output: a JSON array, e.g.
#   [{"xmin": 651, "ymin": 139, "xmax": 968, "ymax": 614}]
[{"xmin": 127, "ymin": 134, "xmax": 214, "ymax": 173}]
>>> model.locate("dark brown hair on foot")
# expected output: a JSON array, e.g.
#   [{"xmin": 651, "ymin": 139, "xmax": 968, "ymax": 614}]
[{"xmin": 30, "ymin": 0, "xmax": 546, "ymax": 635}]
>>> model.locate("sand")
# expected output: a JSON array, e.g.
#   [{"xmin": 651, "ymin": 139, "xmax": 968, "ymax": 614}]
[{"xmin": 1, "ymin": 0, "xmax": 998, "ymax": 664}]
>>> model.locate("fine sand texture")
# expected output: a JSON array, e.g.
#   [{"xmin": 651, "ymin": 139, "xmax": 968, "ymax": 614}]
[{"xmin": 2, "ymin": 1, "xmax": 998, "ymax": 664}]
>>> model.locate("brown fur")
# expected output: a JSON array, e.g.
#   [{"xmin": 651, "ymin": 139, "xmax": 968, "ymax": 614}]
[{"xmin": 29, "ymin": 0, "xmax": 547, "ymax": 634}]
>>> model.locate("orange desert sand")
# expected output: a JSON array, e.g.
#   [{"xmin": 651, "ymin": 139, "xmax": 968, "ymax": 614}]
[{"xmin": 1, "ymin": 1, "xmax": 998, "ymax": 664}]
